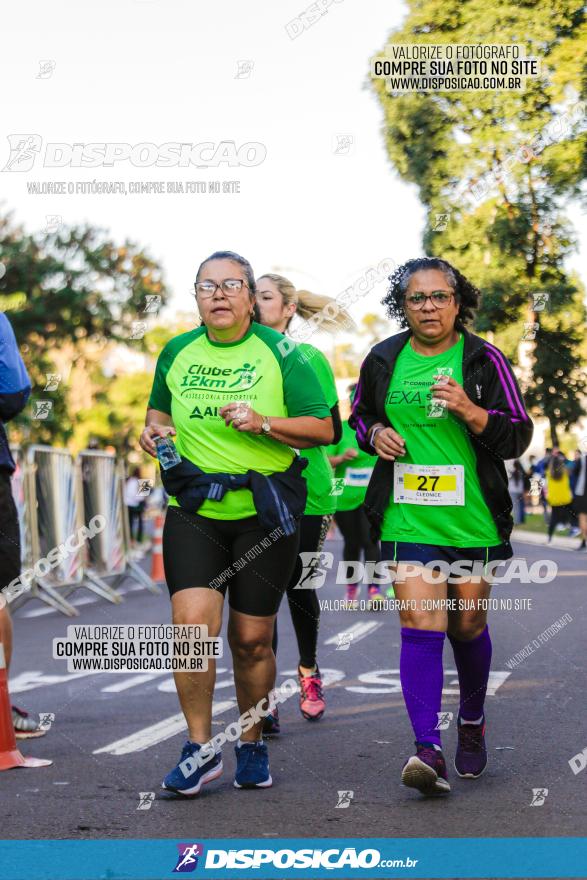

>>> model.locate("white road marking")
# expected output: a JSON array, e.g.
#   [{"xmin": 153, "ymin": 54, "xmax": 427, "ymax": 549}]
[
  {"xmin": 101, "ymin": 670, "xmax": 170, "ymax": 693},
  {"xmin": 19, "ymin": 594, "xmax": 98, "ymax": 618},
  {"xmin": 345, "ymin": 668, "xmax": 511, "ymax": 695},
  {"xmin": 157, "ymin": 668, "xmax": 230, "ymax": 693},
  {"xmin": 20, "ymin": 606, "xmax": 59, "ymax": 619},
  {"xmin": 9, "ymin": 670, "xmax": 100, "ymax": 694},
  {"xmin": 93, "ymin": 699, "xmax": 237, "ymax": 756},
  {"xmin": 323, "ymin": 621, "xmax": 383, "ymax": 646}
]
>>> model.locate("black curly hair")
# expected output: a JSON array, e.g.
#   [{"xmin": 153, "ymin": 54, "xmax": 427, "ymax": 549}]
[{"xmin": 382, "ymin": 257, "xmax": 480, "ymax": 331}]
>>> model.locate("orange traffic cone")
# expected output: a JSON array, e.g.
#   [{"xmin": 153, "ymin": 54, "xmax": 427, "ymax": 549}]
[
  {"xmin": 150, "ymin": 513, "xmax": 166, "ymax": 583},
  {"xmin": 0, "ymin": 642, "xmax": 52, "ymax": 770}
]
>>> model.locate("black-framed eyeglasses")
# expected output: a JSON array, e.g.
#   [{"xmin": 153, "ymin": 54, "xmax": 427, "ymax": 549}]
[
  {"xmin": 404, "ymin": 291, "xmax": 454, "ymax": 310},
  {"xmin": 194, "ymin": 279, "xmax": 249, "ymax": 299}
]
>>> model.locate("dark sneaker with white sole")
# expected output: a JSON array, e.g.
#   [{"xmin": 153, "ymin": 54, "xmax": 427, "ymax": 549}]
[
  {"xmin": 162, "ymin": 741, "xmax": 223, "ymax": 796},
  {"xmin": 455, "ymin": 716, "xmax": 487, "ymax": 778},
  {"xmin": 401, "ymin": 742, "xmax": 451, "ymax": 795},
  {"xmin": 234, "ymin": 741, "xmax": 272, "ymax": 789}
]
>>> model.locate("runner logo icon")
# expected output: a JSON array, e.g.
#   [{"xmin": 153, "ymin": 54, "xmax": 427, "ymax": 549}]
[
  {"xmin": 173, "ymin": 843, "xmax": 204, "ymax": 873},
  {"xmin": 2, "ymin": 134, "xmax": 42, "ymax": 171},
  {"xmin": 293, "ymin": 551, "xmax": 334, "ymax": 589}
]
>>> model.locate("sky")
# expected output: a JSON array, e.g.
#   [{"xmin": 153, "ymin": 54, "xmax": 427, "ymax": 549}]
[
  {"xmin": 1, "ymin": 0, "xmax": 585, "ymax": 364},
  {"xmin": 1, "ymin": 0, "xmax": 420, "ymax": 354}
]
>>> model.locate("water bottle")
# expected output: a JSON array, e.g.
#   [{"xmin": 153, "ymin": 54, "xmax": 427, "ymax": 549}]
[{"xmin": 155, "ymin": 435, "xmax": 182, "ymax": 470}]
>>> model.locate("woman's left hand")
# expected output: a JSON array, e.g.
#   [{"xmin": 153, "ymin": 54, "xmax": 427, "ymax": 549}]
[
  {"xmin": 430, "ymin": 376, "xmax": 474, "ymax": 421},
  {"xmin": 219, "ymin": 401, "xmax": 263, "ymax": 434}
]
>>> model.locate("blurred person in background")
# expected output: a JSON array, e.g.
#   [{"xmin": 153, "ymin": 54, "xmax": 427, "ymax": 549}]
[
  {"xmin": 507, "ymin": 460, "xmax": 529, "ymax": 525},
  {"xmin": 536, "ymin": 447, "xmax": 552, "ymax": 522},
  {"xmin": 0, "ymin": 312, "xmax": 48, "ymax": 738},
  {"xmin": 571, "ymin": 449, "xmax": 587, "ymax": 550},
  {"xmin": 545, "ymin": 451, "xmax": 575, "ymax": 542},
  {"xmin": 124, "ymin": 466, "xmax": 146, "ymax": 548}
]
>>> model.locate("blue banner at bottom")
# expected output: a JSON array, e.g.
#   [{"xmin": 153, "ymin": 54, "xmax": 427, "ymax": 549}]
[{"xmin": 0, "ymin": 837, "xmax": 586, "ymax": 879}]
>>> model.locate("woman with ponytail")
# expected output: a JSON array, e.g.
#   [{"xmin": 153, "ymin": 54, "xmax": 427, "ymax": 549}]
[{"xmin": 256, "ymin": 273, "xmax": 353, "ymax": 731}]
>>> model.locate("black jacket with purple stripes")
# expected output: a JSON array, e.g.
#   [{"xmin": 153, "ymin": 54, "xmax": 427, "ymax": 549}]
[{"xmin": 348, "ymin": 327, "xmax": 534, "ymax": 544}]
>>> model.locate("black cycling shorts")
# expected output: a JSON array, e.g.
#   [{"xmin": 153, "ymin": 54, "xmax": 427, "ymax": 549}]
[
  {"xmin": 0, "ymin": 472, "xmax": 21, "ymax": 593},
  {"xmin": 162, "ymin": 505, "xmax": 300, "ymax": 616}
]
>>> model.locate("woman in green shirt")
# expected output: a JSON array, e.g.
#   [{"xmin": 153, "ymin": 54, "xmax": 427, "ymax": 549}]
[
  {"xmin": 256, "ymin": 273, "xmax": 351, "ymax": 731},
  {"xmin": 350, "ymin": 257, "xmax": 532, "ymax": 796},
  {"xmin": 141, "ymin": 251, "xmax": 333, "ymax": 795}
]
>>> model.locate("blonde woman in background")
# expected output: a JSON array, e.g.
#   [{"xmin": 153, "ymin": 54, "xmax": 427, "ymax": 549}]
[{"xmin": 256, "ymin": 273, "xmax": 353, "ymax": 733}]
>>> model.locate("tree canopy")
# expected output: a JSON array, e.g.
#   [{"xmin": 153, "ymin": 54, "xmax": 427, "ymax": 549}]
[{"xmin": 371, "ymin": 0, "xmax": 587, "ymax": 443}]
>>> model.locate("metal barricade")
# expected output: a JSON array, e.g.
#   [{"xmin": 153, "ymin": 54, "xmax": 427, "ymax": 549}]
[
  {"xmin": 78, "ymin": 451, "xmax": 159, "ymax": 595},
  {"xmin": 8, "ymin": 445, "xmax": 127, "ymax": 615},
  {"xmin": 9, "ymin": 447, "xmax": 91, "ymax": 615},
  {"xmin": 6, "ymin": 445, "xmax": 79, "ymax": 614}
]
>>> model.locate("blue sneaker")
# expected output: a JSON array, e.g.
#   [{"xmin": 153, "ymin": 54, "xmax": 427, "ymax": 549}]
[
  {"xmin": 162, "ymin": 741, "xmax": 223, "ymax": 796},
  {"xmin": 233, "ymin": 741, "xmax": 272, "ymax": 789}
]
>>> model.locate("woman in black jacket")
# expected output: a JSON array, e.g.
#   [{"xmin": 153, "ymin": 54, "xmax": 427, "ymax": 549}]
[{"xmin": 350, "ymin": 257, "xmax": 533, "ymax": 796}]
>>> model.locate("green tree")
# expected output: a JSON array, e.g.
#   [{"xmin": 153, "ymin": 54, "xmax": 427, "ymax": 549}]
[
  {"xmin": 372, "ymin": 0, "xmax": 587, "ymax": 444},
  {"xmin": 0, "ymin": 211, "xmax": 170, "ymax": 445}
]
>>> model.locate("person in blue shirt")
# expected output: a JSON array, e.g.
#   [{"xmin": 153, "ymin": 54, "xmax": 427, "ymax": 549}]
[{"xmin": 0, "ymin": 313, "xmax": 47, "ymax": 738}]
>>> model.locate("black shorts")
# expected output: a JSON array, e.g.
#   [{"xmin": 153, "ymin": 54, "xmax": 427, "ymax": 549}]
[
  {"xmin": 0, "ymin": 472, "xmax": 21, "ymax": 593},
  {"xmin": 380, "ymin": 540, "xmax": 512, "ymax": 582},
  {"xmin": 162, "ymin": 505, "xmax": 300, "ymax": 616}
]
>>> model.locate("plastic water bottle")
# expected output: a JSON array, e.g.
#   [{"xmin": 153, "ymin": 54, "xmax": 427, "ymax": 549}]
[{"xmin": 155, "ymin": 435, "xmax": 182, "ymax": 470}]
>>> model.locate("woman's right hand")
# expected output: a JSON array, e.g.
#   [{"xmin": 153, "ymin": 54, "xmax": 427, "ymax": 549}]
[
  {"xmin": 139, "ymin": 423, "xmax": 176, "ymax": 458},
  {"xmin": 372, "ymin": 426, "xmax": 406, "ymax": 461},
  {"xmin": 342, "ymin": 448, "xmax": 359, "ymax": 462}
]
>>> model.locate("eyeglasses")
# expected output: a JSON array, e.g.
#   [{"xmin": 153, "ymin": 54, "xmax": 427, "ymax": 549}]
[
  {"xmin": 404, "ymin": 291, "xmax": 454, "ymax": 310},
  {"xmin": 194, "ymin": 279, "xmax": 249, "ymax": 299}
]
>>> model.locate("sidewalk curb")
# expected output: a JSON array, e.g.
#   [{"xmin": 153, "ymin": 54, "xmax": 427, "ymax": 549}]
[{"xmin": 512, "ymin": 528, "xmax": 581, "ymax": 550}]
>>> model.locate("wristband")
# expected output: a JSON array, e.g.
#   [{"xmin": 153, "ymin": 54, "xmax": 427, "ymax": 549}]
[{"xmin": 370, "ymin": 425, "xmax": 384, "ymax": 449}]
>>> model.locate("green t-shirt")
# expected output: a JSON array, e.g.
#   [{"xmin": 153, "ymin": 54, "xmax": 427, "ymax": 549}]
[
  {"xmin": 297, "ymin": 342, "xmax": 338, "ymax": 516},
  {"xmin": 326, "ymin": 420, "xmax": 377, "ymax": 512},
  {"xmin": 148, "ymin": 323, "xmax": 331, "ymax": 520},
  {"xmin": 381, "ymin": 334, "xmax": 500, "ymax": 547}
]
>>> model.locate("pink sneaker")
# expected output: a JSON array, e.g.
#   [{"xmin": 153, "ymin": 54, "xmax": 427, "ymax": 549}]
[
  {"xmin": 345, "ymin": 583, "xmax": 359, "ymax": 608},
  {"xmin": 298, "ymin": 666, "xmax": 325, "ymax": 721},
  {"xmin": 367, "ymin": 584, "xmax": 385, "ymax": 610}
]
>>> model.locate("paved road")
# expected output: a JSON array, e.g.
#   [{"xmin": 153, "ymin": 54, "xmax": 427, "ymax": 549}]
[{"xmin": 3, "ymin": 536, "xmax": 587, "ymax": 843}]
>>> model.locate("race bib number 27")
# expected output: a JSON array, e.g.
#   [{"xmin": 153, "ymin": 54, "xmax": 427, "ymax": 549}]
[{"xmin": 393, "ymin": 463, "xmax": 465, "ymax": 506}]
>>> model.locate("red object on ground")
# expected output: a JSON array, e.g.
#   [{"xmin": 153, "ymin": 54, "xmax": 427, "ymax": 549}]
[{"xmin": 0, "ymin": 641, "xmax": 52, "ymax": 770}]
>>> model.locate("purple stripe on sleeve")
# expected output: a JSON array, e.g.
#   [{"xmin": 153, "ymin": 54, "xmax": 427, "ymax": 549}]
[
  {"xmin": 487, "ymin": 409, "xmax": 522, "ymax": 423},
  {"xmin": 351, "ymin": 369, "xmax": 368, "ymax": 442},
  {"xmin": 484, "ymin": 344, "xmax": 528, "ymax": 421}
]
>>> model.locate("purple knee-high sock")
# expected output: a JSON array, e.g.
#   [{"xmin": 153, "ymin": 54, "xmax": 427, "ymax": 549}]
[
  {"xmin": 400, "ymin": 627, "xmax": 445, "ymax": 747},
  {"xmin": 448, "ymin": 625, "xmax": 492, "ymax": 721}
]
